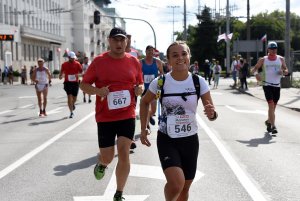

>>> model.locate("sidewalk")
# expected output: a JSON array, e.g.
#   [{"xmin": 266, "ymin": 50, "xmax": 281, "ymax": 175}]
[{"xmin": 242, "ymin": 85, "xmax": 300, "ymax": 112}]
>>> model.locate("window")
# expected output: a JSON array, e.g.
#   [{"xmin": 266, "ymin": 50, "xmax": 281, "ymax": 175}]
[
  {"xmin": 4, "ymin": 5, "xmax": 8, "ymax": 24},
  {"xmin": 36, "ymin": 46, "xmax": 39, "ymax": 58},
  {"xmin": 23, "ymin": 44, "xmax": 27, "ymax": 61},
  {"xmin": 0, "ymin": 41, "xmax": 3, "ymax": 60},
  {"xmin": 14, "ymin": 8, "xmax": 18, "ymax": 26},
  {"xmin": 28, "ymin": 45, "xmax": 31, "ymax": 61},
  {"xmin": 16, "ymin": 42, "xmax": 19, "ymax": 60},
  {"xmin": 9, "ymin": 7, "xmax": 13, "ymax": 25},
  {"xmin": 32, "ymin": 16, "xmax": 34, "ymax": 28},
  {"xmin": 0, "ymin": 3, "xmax": 3, "ymax": 23}
]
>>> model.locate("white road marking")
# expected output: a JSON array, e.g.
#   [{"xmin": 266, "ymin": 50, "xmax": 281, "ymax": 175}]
[
  {"xmin": 0, "ymin": 112, "xmax": 95, "ymax": 180},
  {"xmin": 226, "ymin": 105, "xmax": 267, "ymax": 115},
  {"xmin": 47, "ymin": 107, "xmax": 64, "ymax": 115},
  {"xmin": 19, "ymin": 104, "xmax": 34, "ymax": 109},
  {"xmin": 210, "ymin": 92, "xmax": 223, "ymax": 95},
  {"xmin": 0, "ymin": 110, "xmax": 13, "ymax": 115},
  {"xmin": 18, "ymin": 96, "xmax": 36, "ymax": 99},
  {"xmin": 0, "ymin": 104, "xmax": 33, "ymax": 115},
  {"xmin": 74, "ymin": 164, "xmax": 204, "ymax": 201},
  {"xmin": 196, "ymin": 114, "xmax": 267, "ymax": 201}
]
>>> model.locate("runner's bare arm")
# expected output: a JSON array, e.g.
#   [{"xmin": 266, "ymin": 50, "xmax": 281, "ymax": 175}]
[
  {"xmin": 79, "ymin": 82, "xmax": 109, "ymax": 98},
  {"xmin": 251, "ymin": 58, "xmax": 264, "ymax": 74}
]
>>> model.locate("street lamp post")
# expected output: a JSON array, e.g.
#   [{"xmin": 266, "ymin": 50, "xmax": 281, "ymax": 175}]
[
  {"xmin": 183, "ymin": 0, "xmax": 187, "ymax": 41},
  {"xmin": 168, "ymin": 6, "xmax": 179, "ymax": 42},
  {"xmin": 226, "ymin": 0, "xmax": 231, "ymax": 76},
  {"xmin": 285, "ymin": 0, "xmax": 291, "ymax": 74},
  {"xmin": 101, "ymin": 14, "xmax": 157, "ymax": 48}
]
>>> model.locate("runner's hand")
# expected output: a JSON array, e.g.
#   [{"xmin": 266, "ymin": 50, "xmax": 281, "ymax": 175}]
[
  {"xmin": 204, "ymin": 100, "xmax": 215, "ymax": 119},
  {"xmin": 99, "ymin": 86, "xmax": 110, "ymax": 101},
  {"xmin": 140, "ymin": 128, "xmax": 151, "ymax": 147},
  {"xmin": 134, "ymin": 85, "xmax": 143, "ymax": 96}
]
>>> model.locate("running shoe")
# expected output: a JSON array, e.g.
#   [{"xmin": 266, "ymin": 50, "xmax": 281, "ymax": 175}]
[
  {"xmin": 113, "ymin": 194, "xmax": 125, "ymax": 201},
  {"xmin": 265, "ymin": 120, "xmax": 272, "ymax": 132},
  {"xmin": 69, "ymin": 112, "xmax": 74, "ymax": 118},
  {"xmin": 149, "ymin": 116, "xmax": 155, "ymax": 125},
  {"xmin": 271, "ymin": 126, "xmax": 278, "ymax": 134},
  {"xmin": 94, "ymin": 163, "xmax": 106, "ymax": 180},
  {"xmin": 130, "ymin": 141, "xmax": 137, "ymax": 150},
  {"xmin": 83, "ymin": 97, "xmax": 86, "ymax": 103},
  {"xmin": 88, "ymin": 99, "xmax": 92, "ymax": 103}
]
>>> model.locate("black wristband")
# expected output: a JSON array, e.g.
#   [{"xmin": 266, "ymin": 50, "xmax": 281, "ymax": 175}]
[{"xmin": 209, "ymin": 111, "xmax": 218, "ymax": 121}]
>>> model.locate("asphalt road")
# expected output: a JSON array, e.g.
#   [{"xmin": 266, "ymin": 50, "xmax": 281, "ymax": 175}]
[{"xmin": 0, "ymin": 80, "xmax": 299, "ymax": 201}]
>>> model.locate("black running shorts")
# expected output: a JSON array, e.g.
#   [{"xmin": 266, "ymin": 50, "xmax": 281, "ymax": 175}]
[
  {"xmin": 263, "ymin": 85, "xmax": 280, "ymax": 104},
  {"xmin": 63, "ymin": 82, "xmax": 79, "ymax": 97},
  {"xmin": 97, "ymin": 118, "xmax": 136, "ymax": 148},
  {"xmin": 157, "ymin": 131, "xmax": 199, "ymax": 180}
]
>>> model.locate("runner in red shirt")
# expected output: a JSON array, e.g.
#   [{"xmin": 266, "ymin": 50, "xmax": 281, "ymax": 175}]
[
  {"xmin": 80, "ymin": 27, "xmax": 143, "ymax": 201},
  {"xmin": 59, "ymin": 51, "xmax": 82, "ymax": 118}
]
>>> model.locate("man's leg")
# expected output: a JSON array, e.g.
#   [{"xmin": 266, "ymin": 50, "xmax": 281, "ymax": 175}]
[
  {"xmin": 99, "ymin": 146, "xmax": 115, "ymax": 167},
  {"xmin": 268, "ymin": 101, "xmax": 276, "ymax": 127},
  {"xmin": 115, "ymin": 136, "xmax": 132, "ymax": 191},
  {"xmin": 42, "ymin": 88, "xmax": 48, "ymax": 115},
  {"xmin": 67, "ymin": 95, "xmax": 74, "ymax": 112}
]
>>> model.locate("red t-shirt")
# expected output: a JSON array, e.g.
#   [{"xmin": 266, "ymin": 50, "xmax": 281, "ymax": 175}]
[
  {"xmin": 61, "ymin": 61, "xmax": 82, "ymax": 82},
  {"xmin": 82, "ymin": 52, "xmax": 143, "ymax": 122}
]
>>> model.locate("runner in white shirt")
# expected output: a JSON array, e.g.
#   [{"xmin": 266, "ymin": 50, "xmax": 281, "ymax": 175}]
[
  {"xmin": 33, "ymin": 58, "xmax": 52, "ymax": 116},
  {"xmin": 251, "ymin": 41, "xmax": 289, "ymax": 134},
  {"xmin": 82, "ymin": 56, "xmax": 91, "ymax": 103},
  {"xmin": 140, "ymin": 41, "xmax": 218, "ymax": 201}
]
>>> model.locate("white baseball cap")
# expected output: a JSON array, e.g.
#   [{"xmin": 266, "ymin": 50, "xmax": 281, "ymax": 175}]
[{"xmin": 68, "ymin": 51, "xmax": 77, "ymax": 59}]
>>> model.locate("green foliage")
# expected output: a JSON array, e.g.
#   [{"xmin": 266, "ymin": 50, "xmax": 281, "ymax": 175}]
[
  {"xmin": 53, "ymin": 69, "xmax": 60, "ymax": 75},
  {"xmin": 13, "ymin": 70, "xmax": 20, "ymax": 77},
  {"xmin": 292, "ymin": 79, "xmax": 300, "ymax": 88},
  {"xmin": 178, "ymin": 7, "xmax": 300, "ymax": 67},
  {"xmin": 187, "ymin": 6, "xmax": 219, "ymax": 65}
]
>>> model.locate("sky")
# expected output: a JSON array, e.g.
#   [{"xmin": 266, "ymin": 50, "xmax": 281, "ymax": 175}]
[{"xmin": 108, "ymin": 0, "xmax": 300, "ymax": 55}]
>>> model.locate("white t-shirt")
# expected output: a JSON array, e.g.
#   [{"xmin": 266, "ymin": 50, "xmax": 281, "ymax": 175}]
[
  {"xmin": 82, "ymin": 63, "xmax": 90, "ymax": 74},
  {"xmin": 148, "ymin": 73, "xmax": 209, "ymax": 138}
]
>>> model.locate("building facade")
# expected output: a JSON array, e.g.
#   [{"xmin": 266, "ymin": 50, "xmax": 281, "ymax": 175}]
[{"xmin": 0, "ymin": 0, "xmax": 125, "ymax": 75}]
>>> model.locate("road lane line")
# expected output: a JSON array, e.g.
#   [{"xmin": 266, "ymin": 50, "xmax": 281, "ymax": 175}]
[
  {"xmin": 0, "ymin": 110, "xmax": 13, "ymax": 115},
  {"xmin": 0, "ymin": 112, "xmax": 95, "ymax": 180},
  {"xmin": 196, "ymin": 114, "xmax": 268, "ymax": 201},
  {"xmin": 226, "ymin": 105, "xmax": 267, "ymax": 115},
  {"xmin": 18, "ymin": 96, "xmax": 36, "ymax": 99},
  {"xmin": 20, "ymin": 104, "xmax": 34, "ymax": 109}
]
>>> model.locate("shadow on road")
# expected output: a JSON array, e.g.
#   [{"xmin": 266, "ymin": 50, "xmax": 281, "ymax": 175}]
[
  {"xmin": 53, "ymin": 155, "xmax": 97, "ymax": 176},
  {"xmin": 236, "ymin": 133, "xmax": 276, "ymax": 147},
  {"xmin": 29, "ymin": 117, "xmax": 68, "ymax": 125}
]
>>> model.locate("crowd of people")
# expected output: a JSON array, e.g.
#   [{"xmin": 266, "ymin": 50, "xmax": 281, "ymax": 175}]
[{"xmin": 0, "ymin": 26, "xmax": 289, "ymax": 200}]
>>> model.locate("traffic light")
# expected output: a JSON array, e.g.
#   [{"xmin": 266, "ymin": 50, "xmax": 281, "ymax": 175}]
[
  {"xmin": 94, "ymin": 10, "xmax": 100, "ymax": 25},
  {"xmin": 0, "ymin": 34, "xmax": 14, "ymax": 41}
]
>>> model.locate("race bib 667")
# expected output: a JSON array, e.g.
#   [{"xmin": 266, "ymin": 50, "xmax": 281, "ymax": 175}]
[{"xmin": 107, "ymin": 90, "xmax": 131, "ymax": 110}]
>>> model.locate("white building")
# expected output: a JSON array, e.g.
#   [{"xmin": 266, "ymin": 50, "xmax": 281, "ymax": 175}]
[{"xmin": 0, "ymin": 0, "xmax": 125, "ymax": 75}]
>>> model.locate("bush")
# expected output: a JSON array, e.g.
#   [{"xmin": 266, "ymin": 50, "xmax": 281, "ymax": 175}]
[
  {"xmin": 53, "ymin": 69, "xmax": 60, "ymax": 74},
  {"xmin": 13, "ymin": 70, "xmax": 21, "ymax": 77}
]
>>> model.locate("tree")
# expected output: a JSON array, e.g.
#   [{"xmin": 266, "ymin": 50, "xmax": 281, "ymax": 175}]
[{"xmin": 187, "ymin": 6, "xmax": 219, "ymax": 69}]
